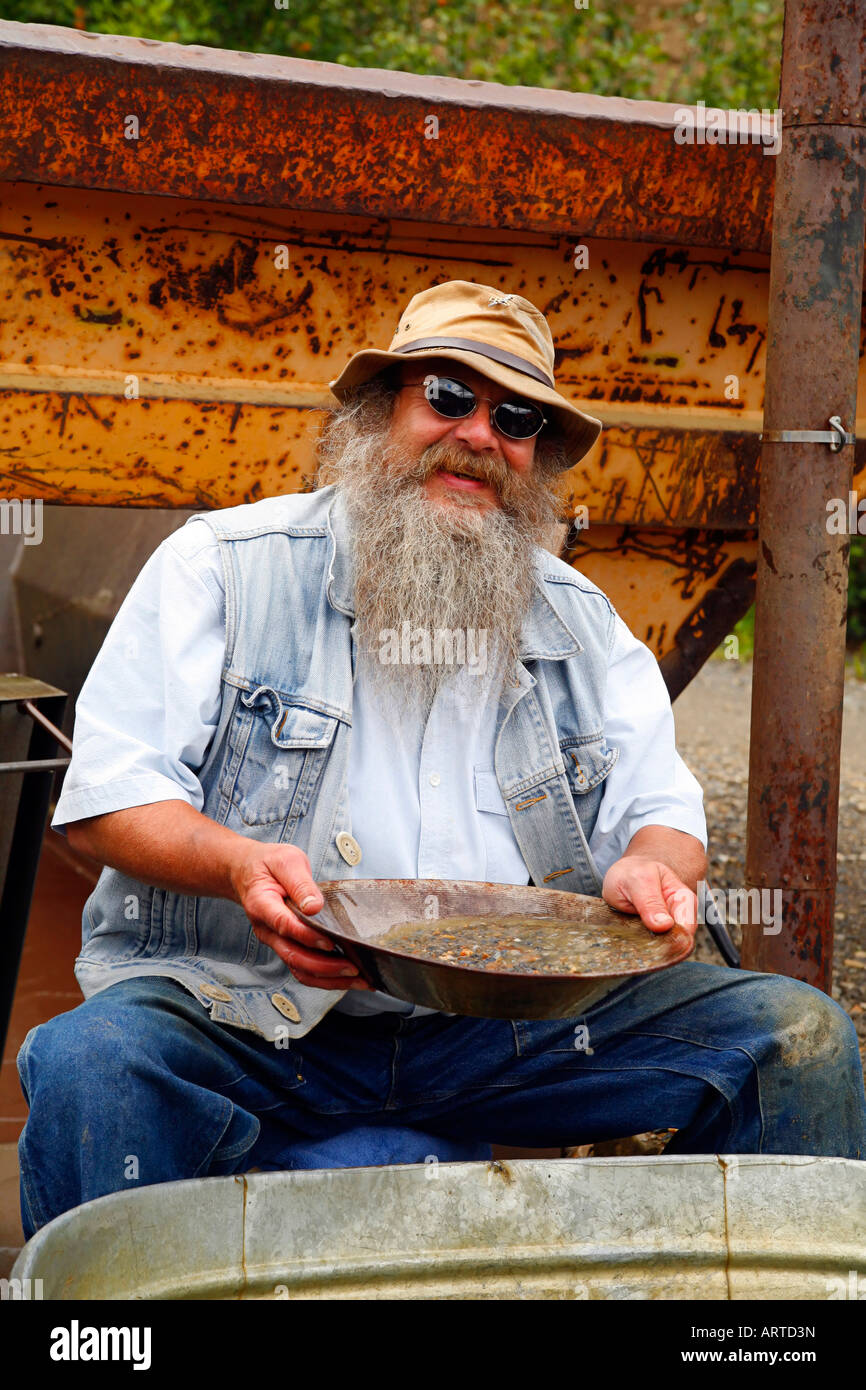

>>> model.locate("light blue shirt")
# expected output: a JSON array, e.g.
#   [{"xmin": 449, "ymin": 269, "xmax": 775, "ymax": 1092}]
[{"xmin": 52, "ymin": 512, "xmax": 707, "ymax": 1018}]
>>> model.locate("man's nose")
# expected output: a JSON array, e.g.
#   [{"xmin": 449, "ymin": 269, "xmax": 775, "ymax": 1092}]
[{"xmin": 450, "ymin": 401, "xmax": 500, "ymax": 451}]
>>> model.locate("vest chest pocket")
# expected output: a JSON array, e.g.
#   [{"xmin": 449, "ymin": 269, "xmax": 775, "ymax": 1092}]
[
  {"xmin": 560, "ymin": 734, "xmax": 619, "ymax": 832},
  {"xmin": 560, "ymin": 735, "xmax": 619, "ymax": 794},
  {"xmin": 222, "ymin": 686, "xmax": 340, "ymax": 828}
]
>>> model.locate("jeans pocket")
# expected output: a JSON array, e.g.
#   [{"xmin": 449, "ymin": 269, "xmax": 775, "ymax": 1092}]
[{"xmin": 512, "ymin": 1017, "xmax": 596, "ymax": 1060}]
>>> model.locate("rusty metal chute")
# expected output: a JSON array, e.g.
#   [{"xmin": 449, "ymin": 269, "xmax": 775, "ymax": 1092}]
[{"xmin": 4, "ymin": 19, "xmax": 851, "ymax": 697}]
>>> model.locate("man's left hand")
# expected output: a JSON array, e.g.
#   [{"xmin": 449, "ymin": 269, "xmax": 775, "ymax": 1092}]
[{"xmin": 602, "ymin": 854, "xmax": 698, "ymax": 944}]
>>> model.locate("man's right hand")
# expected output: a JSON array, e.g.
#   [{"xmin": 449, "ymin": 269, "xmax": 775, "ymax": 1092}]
[
  {"xmin": 229, "ymin": 842, "xmax": 372, "ymax": 991},
  {"xmin": 66, "ymin": 800, "xmax": 371, "ymax": 993}
]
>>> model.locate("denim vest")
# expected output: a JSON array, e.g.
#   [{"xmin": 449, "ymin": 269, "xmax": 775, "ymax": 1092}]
[{"xmin": 75, "ymin": 485, "xmax": 620, "ymax": 1040}]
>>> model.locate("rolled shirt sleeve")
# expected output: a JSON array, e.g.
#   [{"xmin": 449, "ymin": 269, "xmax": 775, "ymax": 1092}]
[
  {"xmin": 51, "ymin": 518, "xmax": 225, "ymax": 835},
  {"xmin": 587, "ymin": 611, "xmax": 708, "ymax": 876}
]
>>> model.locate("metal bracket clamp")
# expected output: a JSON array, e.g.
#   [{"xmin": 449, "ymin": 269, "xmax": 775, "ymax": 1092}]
[{"xmin": 760, "ymin": 416, "xmax": 855, "ymax": 452}]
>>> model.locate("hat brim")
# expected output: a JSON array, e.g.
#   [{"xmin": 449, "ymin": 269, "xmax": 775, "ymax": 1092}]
[{"xmin": 328, "ymin": 346, "xmax": 602, "ymax": 470}]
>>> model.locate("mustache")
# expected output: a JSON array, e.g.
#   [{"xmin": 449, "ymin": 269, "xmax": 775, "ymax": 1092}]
[{"xmin": 389, "ymin": 439, "xmax": 524, "ymax": 507}]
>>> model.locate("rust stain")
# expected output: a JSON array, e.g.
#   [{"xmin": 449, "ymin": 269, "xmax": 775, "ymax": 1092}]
[
  {"xmin": 486, "ymin": 1159, "xmax": 513, "ymax": 1185},
  {"xmin": 239, "ymin": 1173, "xmax": 248, "ymax": 1296},
  {"xmin": 0, "ymin": 148, "xmax": 790, "ymax": 672},
  {"xmin": 716, "ymin": 1157, "xmax": 734, "ymax": 1301},
  {"xmin": 0, "ymin": 22, "xmax": 779, "ymax": 251}
]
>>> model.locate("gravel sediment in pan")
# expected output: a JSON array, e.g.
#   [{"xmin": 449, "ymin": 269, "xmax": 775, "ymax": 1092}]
[{"xmin": 379, "ymin": 912, "xmax": 669, "ymax": 975}]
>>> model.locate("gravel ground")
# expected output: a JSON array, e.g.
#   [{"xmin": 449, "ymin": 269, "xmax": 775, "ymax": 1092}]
[
  {"xmin": 674, "ymin": 655, "xmax": 866, "ymax": 1065},
  {"xmin": 567, "ymin": 659, "xmax": 866, "ymax": 1156}
]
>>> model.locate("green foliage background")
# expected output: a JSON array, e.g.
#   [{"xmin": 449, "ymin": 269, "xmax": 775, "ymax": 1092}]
[
  {"xmin": 3, "ymin": 0, "xmax": 864, "ymax": 657},
  {"xmin": 1, "ymin": 0, "xmax": 784, "ymax": 105}
]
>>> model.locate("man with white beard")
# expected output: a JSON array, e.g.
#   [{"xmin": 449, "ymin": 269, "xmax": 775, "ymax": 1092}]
[{"xmin": 17, "ymin": 282, "xmax": 866, "ymax": 1236}]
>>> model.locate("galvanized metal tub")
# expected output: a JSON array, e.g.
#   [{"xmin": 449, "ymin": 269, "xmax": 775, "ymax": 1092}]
[{"xmin": 12, "ymin": 1156, "xmax": 866, "ymax": 1299}]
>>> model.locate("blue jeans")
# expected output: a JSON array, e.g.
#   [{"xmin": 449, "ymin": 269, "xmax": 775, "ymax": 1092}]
[{"xmin": 17, "ymin": 961, "xmax": 866, "ymax": 1239}]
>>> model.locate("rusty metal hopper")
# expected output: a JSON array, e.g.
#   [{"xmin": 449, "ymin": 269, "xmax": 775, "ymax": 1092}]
[
  {"xmin": 1, "ymin": 18, "xmax": 864, "ymax": 703},
  {"xmin": 0, "ymin": 18, "xmax": 836, "ymax": 694}
]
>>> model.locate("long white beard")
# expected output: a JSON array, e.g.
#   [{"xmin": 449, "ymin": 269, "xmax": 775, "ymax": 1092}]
[{"xmin": 315, "ymin": 389, "xmax": 564, "ymax": 713}]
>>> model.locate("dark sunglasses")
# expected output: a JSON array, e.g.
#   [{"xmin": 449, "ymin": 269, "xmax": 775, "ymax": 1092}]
[{"xmin": 402, "ymin": 374, "xmax": 547, "ymax": 440}]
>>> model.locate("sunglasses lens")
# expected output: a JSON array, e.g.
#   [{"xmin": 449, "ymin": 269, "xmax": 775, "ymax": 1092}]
[
  {"xmin": 494, "ymin": 402, "xmax": 545, "ymax": 439},
  {"xmin": 422, "ymin": 375, "xmax": 544, "ymax": 438},
  {"xmin": 424, "ymin": 376, "xmax": 475, "ymax": 418}
]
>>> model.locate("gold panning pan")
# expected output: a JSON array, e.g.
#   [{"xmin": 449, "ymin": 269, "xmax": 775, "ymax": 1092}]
[{"xmin": 295, "ymin": 879, "xmax": 693, "ymax": 1020}]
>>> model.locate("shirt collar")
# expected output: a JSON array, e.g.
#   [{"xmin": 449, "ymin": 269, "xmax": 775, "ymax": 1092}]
[{"xmin": 324, "ymin": 484, "xmax": 583, "ymax": 661}]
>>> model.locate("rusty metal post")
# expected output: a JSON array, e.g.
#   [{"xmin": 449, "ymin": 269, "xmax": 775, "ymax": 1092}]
[{"xmin": 742, "ymin": 0, "xmax": 866, "ymax": 987}]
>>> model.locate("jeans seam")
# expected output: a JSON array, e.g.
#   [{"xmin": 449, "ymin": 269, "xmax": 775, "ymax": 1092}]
[
  {"xmin": 247, "ymin": 1096, "xmax": 311, "ymax": 1116},
  {"xmin": 753, "ymin": 1056, "xmax": 767, "ymax": 1153},
  {"xmin": 16, "ymin": 1034, "xmax": 51, "ymax": 1233},
  {"xmin": 405, "ymin": 1061, "xmax": 746, "ymax": 1115},
  {"xmin": 220, "ymin": 1069, "xmax": 278, "ymax": 1091},
  {"xmin": 17, "ymin": 1140, "xmax": 49, "ymax": 1234},
  {"xmin": 392, "ymin": 1076, "xmax": 572, "ymax": 1106},
  {"xmin": 613, "ymin": 1029, "xmax": 759, "ymax": 1087},
  {"xmin": 384, "ymin": 1032, "xmax": 402, "ymax": 1111},
  {"xmin": 215, "ymin": 1131, "xmax": 259, "ymax": 1162},
  {"xmin": 197, "ymin": 1097, "xmax": 257, "ymax": 1173},
  {"xmin": 616, "ymin": 1027, "xmax": 761, "ymax": 1062},
  {"xmin": 16, "ymin": 1026, "xmax": 37, "ymax": 1095}
]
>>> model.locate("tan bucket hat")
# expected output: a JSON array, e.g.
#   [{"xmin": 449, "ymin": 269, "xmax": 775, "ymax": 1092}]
[{"xmin": 328, "ymin": 280, "xmax": 603, "ymax": 469}]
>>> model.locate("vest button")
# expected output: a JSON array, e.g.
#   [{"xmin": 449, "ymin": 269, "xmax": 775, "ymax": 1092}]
[
  {"xmin": 336, "ymin": 831, "xmax": 362, "ymax": 866},
  {"xmin": 200, "ymin": 982, "xmax": 232, "ymax": 1002},
  {"xmin": 271, "ymin": 993, "xmax": 301, "ymax": 1023}
]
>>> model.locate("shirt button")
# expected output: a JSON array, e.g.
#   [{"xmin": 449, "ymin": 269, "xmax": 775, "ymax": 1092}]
[
  {"xmin": 429, "ymin": 772, "xmax": 441, "ymax": 787},
  {"xmin": 200, "ymin": 982, "xmax": 232, "ymax": 1003},
  {"xmin": 336, "ymin": 831, "xmax": 362, "ymax": 866},
  {"xmin": 272, "ymin": 993, "xmax": 301, "ymax": 1024}
]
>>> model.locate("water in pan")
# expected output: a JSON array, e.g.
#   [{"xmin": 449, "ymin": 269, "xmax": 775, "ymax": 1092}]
[{"xmin": 378, "ymin": 913, "xmax": 668, "ymax": 975}]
